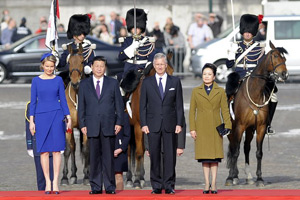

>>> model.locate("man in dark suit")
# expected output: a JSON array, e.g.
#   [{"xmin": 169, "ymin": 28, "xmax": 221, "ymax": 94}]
[
  {"xmin": 140, "ymin": 53, "xmax": 184, "ymax": 195},
  {"xmin": 78, "ymin": 56, "xmax": 124, "ymax": 194}
]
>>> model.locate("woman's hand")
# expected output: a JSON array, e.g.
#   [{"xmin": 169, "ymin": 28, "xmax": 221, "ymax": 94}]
[
  {"xmin": 66, "ymin": 118, "xmax": 72, "ymax": 131},
  {"xmin": 29, "ymin": 121, "xmax": 36, "ymax": 136},
  {"xmin": 190, "ymin": 130, "xmax": 197, "ymax": 140}
]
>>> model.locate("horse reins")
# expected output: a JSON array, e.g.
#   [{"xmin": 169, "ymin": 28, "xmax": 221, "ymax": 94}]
[{"xmin": 68, "ymin": 82, "xmax": 78, "ymax": 110}]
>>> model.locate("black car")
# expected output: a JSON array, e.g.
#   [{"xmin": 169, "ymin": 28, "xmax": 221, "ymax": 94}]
[{"xmin": 0, "ymin": 33, "xmax": 124, "ymax": 83}]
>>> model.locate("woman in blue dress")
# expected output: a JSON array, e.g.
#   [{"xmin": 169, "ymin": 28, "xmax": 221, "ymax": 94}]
[{"xmin": 29, "ymin": 53, "xmax": 71, "ymax": 194}]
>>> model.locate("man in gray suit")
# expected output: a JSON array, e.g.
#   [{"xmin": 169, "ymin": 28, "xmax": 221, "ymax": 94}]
[
  {"xmin": 140, "ymin": 53, "xmax": 185, "ymax": 195},
  {"xmin": 78, "ymin": 56, "xmax": 124, "ymax": 194}
]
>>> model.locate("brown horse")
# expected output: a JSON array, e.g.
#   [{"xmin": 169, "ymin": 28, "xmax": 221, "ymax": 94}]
[
  {"xmin": 60, "ymin": 44, "xmax": 90, "ymax": 185},
  {"xmin": 126, "ymin": 53, "xmax": 174, "ymax": 188},
  {"xmin": 225, "ymin": 41, "xmax": 288, "ymax": 187}
]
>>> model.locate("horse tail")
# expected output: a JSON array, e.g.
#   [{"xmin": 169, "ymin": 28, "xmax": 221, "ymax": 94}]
[{"xmin": 226, "ymin": 72, "xmax": 240, "ymax": 101}]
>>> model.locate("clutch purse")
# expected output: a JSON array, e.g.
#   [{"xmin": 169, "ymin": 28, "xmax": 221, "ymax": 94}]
[{"xmin": 216, "ymin": 123, "xmax": 225, "ymax": 136}]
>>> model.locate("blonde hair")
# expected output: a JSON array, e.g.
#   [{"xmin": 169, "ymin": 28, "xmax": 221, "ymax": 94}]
[{"xmin": 40, "ymin": 55, "xmax": 57, "ymax": 71}]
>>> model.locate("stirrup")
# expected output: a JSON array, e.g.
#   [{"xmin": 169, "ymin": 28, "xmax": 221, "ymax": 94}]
[{"xmin": 266, "ymin": 126, "xmax": 276, "ymax": 135}]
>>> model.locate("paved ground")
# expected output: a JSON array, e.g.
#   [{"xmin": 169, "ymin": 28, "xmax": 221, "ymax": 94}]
[{"xmin": 0, "ymin": 76, "xmax": 300, "ymax": 191}]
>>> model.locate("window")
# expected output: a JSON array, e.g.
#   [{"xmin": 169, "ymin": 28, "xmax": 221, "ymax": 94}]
[
  {"xmin": 275, "ymin": 20, "xmax": 300, "ymax": 40},
  {"xmin": 23, "ymin": 38, "xmax": 47, "ymax": 52}
]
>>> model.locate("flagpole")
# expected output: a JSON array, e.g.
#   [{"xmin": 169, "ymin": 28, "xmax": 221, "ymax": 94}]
[{"xmin": 230, "ymin": 0, "xmax": 236, "ymax": 43}]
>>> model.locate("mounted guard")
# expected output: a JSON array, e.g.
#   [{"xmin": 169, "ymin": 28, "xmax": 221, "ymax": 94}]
[
  {"xmin": 118, "ymin": 8, "xmax": 156, "ymax": 101},
  {"xmin": 226, "ymin": 14, "xmax": 279, "ymax": 135},
  {"xmin": 58, "ymin": 14, "xmax": 96, "ymax": 81}
]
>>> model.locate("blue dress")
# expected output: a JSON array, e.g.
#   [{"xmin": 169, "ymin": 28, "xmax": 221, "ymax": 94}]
[{"xmin": 30, "ymin": 76, "xmax": 70, "ymax": 153}]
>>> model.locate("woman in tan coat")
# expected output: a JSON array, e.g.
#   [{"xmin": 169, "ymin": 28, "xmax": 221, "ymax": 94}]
[{"xmin": 189, "ymin": 63, "xmax": 231, "ymax": 194}]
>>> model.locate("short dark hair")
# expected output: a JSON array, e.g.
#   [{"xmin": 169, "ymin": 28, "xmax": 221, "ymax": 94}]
[
  {"xmin": 202, "ymin": 63, "xmax": 216, "ymax": 76},
  {"xmin": 92, "ymin": 56, "xmax": 107, "ymax": 65}
]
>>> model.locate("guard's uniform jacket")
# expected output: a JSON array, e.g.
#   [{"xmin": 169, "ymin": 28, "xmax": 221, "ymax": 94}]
[
  {"xmin": 119, "ymin": 36, "xmax": 156, "ymax": 77},
  {"xmin": 58, "ymin": 39, "xmax": 95, "ymax": 70},
  {"xmin": 226, "ymin": 40, "xmax": 265, "ymax": 78}
]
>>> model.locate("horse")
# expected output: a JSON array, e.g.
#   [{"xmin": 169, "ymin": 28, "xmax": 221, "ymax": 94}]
[
  {"xmin": 60, "ymin": 43, "xmax": 90, "ymax": 185},
  {"xmin": 125, "ymin": 52, "xmax": 174, "ymax": 189},
  {"xmin": 225, "ymin": 41, "xmax": 288, "ymax": 187}
]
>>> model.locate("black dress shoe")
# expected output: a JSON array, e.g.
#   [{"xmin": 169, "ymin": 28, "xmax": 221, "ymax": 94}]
[
  {"xmin": 105, "ymin": 190, "xmax": 116, "ymax": 194},
  {"xmin": 151, "ymin": 189, "xmax": 162, "ymax": 194},
  {"xmin": 165, "ymin": 189, "xmax": 175, "ymax": 194},
  {"xmin": 203, "ymin": 190, "xmax": 210, "ymax": 194},
  {"xmin": 89, "ymin": 190, "xmax": 102, "ymax": 194},
  {"xmin": 211, "ymin": 190, "xmax": 218, "ymax": 194}
]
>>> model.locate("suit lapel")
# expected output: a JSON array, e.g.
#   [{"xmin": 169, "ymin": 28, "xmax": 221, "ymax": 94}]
[
  {"xmin": 163, "ymin": 75, "xmax": 172, "ymax": 100},
  {"xmin": 88, "ymin": 77, "xmax": 99, "ymax": 100},
  {"xmin": 99, "ymin": 76, "xmax": 108, "ymax": 100},
  {"xmin": 150, "ymin": 76, "xmax": 162, "ymax": 99}
]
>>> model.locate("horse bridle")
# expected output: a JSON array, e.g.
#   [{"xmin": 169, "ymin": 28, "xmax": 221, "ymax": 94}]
[{"xmin": 268, "ymin": 49, "xmax": 286, "ymax": 80}]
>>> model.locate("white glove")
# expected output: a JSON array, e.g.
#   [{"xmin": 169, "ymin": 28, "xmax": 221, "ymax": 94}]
[
  {"xmin": 124, "ymin": 40, "xmax": 140, "ymax": 58},
  {"xmin": 228, "ymin": 42, "xmax": 239, "ymax": 60},
  {"xmin": 84, "ymin": 65, "xmax": 92, "ymax": 74},
  {"xmin": 27, "ymin": 149, "xmax": 34, "ymax": 158}
]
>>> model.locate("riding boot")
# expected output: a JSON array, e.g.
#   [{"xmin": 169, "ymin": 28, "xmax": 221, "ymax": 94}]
[{"xmin": 266, "ymin": 101, "xmax": 277, "ymax": 135}]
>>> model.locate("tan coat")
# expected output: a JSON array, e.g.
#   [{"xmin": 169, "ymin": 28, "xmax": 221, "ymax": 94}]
[{"xmin": 189, "ymin": 82, "xmax": 231, "ymax": 160}]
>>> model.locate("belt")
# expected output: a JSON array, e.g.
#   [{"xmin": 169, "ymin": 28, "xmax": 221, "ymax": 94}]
[
  {"xmin": 126, "ymin": 59, "xmax": 148, "ymax": 64},
  {"xmin": 236, "ymin": 64, "xmax": 256, "ymax": 68}
]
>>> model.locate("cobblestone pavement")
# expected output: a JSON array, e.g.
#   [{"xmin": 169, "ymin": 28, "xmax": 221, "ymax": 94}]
[{"xmin": 0, "ymin": 77, "xmax": 300, "ymax": 191}]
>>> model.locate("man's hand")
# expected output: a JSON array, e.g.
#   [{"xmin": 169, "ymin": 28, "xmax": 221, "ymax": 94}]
[
  {"xmin": 115, "ymin": 125, "xmax": 122, "ymax": 135},
  {"xmin": 175, "ymin": 125, "xmax": 182, "ymax": 134},
  {"xmin": 145, "ymin": 150, "xmax": 150, "ymax": 157},
  {"xmin": 177, "ymin": 148, "xmax": 184, "ymax": 156},
  {"xmin": 114, "ymin": 148, "xmax": 123, "ymax": 157},
  {"xmin": 228, "ymin": 42, "xmax": 239, "ymax": 60},
  {"xmin": 81, "ymin": 127, "xmax": 87, "ymax": 135},
  {"xmin": 190, "ymin": 130, "xmax": 197, "ymax": 140},
  {"xmin": 142, "ymin": 126, "xmax": 150, "ymax": 134}
]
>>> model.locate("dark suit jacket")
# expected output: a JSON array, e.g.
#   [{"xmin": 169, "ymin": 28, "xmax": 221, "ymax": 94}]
[
  {"xmin": 140, "ymin": 74, "xmax": 184, "ymax": 133},
  {"xmin": 78, "ymin": 76, "xmax": 124, "ymax": 137}
]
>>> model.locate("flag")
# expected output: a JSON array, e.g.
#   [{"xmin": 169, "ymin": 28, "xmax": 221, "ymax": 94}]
[{"xmin": 45, "ymin": 0, "xmax": 60, "ymax": 55}]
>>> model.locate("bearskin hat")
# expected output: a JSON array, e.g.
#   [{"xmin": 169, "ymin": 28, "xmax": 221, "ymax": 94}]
[
  {"xmin": 67, "ymin": 14, "xmax": 91, "ymax": 39},
  {"xmin": 126, "ymin": 8, "xmax": 147, "ymax": 33},
  {"xmin": 239, "ymin": 14, "xmax": 259, "ymax": 36}
]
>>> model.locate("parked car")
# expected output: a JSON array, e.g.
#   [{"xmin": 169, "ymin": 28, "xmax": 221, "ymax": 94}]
[
  {"xmin": 0, "ymin": 33, "xmax": 124, "ymax": 83},
  {"xmin": 190, "ymin": 15, "xmax": 300, "ymax": 82}
]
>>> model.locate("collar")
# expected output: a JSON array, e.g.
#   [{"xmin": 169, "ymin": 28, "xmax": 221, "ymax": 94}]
[
  {"xmin": 93, "ymin": 75, "xmax": 104, "ymax": 83},
  {"xmin": 243, "ymin": 40, "xmax": 254, "ymax": 47},
  {"xmin": 155, "ymin": 73, "xmax": 167, "ymax": 80}
]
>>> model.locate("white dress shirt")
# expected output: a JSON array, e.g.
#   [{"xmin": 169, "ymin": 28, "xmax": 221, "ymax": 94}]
[
  {"xmin": 155, "ymin": 73, "xmax": 167, "ymax": 93},
  {"xmin": 93, "ymin": 75, "xmax": 104, "ymax": 94}
]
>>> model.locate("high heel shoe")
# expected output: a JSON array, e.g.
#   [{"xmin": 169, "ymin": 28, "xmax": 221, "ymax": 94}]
[
  {"xmin": 210, "ymin": 184, "xmax": 218, "ymax": 194},
  {"xmin": 203, "ymin": 184, "xmax": 210, "ymax": 194},
  {"xmin": 53, "ymin": 191, "xmax": 60, "ymax": 195},
  {"xmin": 45, "ymin": 191, "xmax": 51, "ymax": 194}
]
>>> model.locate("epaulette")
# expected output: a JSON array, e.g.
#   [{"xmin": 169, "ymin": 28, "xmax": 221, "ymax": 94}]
[{"xmin": 259, "ymin": 41, "xmax": 266, "ymax": 48}]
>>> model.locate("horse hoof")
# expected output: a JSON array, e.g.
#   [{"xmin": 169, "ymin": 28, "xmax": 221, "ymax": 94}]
[
  {"xmin": 225, "ymin": 179, "xmax": 233, "ymax": 186},
  {"xmin": 233, "ymin": 178, "xmax": 240, "ymax": 185},
  {"xmin": 246, "ymin": 178, "xmax": 255, "ymax": 185},
  {"xmin": 256, "ymin": 180, "xmax": 265, "ymax": 187},
  {"xmin": 140, "ymin": 180, "xmax": 145, "ymax": 188},
  {"xmin": 133, "ymin": 181, "xmax": 141, "ymax": 189},
  {"xmin": 126, "ymin": 180, "xmax": 133, "ymax": 188},
  {"xmin": 83, "ymin": 178, "xmax": 90, "ymax": 185},
  {"xmin": 60, "ymin": 179, "xmax": 69, "ymax": 186},
  {"xmin": 70, "ymin": 177, "xmax": 77, "ymax": 185}
]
